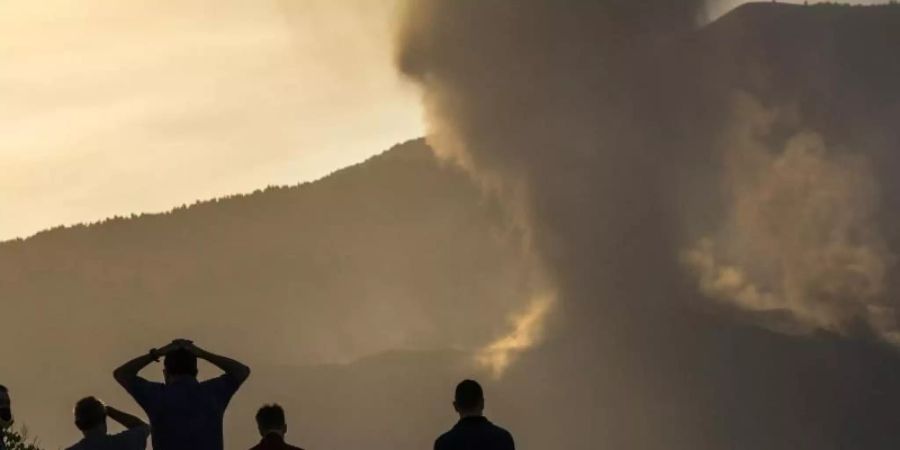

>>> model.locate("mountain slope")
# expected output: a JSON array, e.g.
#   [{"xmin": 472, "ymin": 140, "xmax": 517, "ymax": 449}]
[
  {"xmin": 1, "ymin": 139, "xmax": 529, "ymax": 360},
  {"xmin": 0, "ymin": 139, "xmax": 532, "ymax": 446}
]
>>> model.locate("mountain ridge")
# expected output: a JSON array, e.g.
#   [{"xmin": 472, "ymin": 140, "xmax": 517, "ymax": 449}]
[{"xmin": 1, "ymin": 138, "xmax": 432, "ymax": 246}]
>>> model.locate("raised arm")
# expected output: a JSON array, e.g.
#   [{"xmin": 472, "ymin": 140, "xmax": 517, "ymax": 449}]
[
  {"xmin": 187, "ymin": 343, "xmax": 251, "ymax": 384},
  {"xmin": 105, "ymin": 406, "xmax": 147, "ymax": 430},
  {"xmin": 113, "ymin": 342, "xmax": 179, "ymax": 389}
]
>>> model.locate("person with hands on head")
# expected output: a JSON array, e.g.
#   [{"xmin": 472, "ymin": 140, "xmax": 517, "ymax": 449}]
[
  {"xmin": 113, "ymin": 339, "xmax": 251, "ymax": 450},
  {"xmin": 66, "ymin": 396, "xmax": 150, "ymax": 450}
]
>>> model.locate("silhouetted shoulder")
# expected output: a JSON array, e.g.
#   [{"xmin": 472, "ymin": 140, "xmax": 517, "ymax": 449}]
[
  {"xmin": 434, "ymin": 430, "xmax": 453, "ymax": 450},
  {"xmin": 490, "ymin": 423, "xmax": 515, "ymax": 450},
  {"xmin": 435, "ymin": 417, "xmax": 514, "ymax": 450},
  {"xmin": 248, "ymin": 439, "xmax": 304, "ymax": 450}
]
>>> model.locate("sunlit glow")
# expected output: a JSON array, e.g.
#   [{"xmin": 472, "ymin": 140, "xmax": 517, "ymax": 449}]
[{"xmin": 477, "ymin": 292, "xmax": 556, "ymax": 378}]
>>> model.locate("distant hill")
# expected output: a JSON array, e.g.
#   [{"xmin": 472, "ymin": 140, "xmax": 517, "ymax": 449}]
[
  {"xmin": 0, "ymin": 139, "xmax": 530, "ymax": 361},
  {"xmin": 0, "ymin": 139, "xmax": 533, "ymax": 446}
]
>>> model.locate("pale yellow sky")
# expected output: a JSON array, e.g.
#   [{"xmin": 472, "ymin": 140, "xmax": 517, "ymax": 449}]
[
  {"xmin": 0, "ymin": 0, "xmax": 422, "ymax": 240},
  {"xmin": 0, "ymin": 0, "xmax": 884, "ymax": 240}
]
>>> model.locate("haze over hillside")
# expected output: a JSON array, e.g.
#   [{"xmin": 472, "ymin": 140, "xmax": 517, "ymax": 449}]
[
  {"xmin": 0, "ymin": 139, "xmax": 535, "ymax": 448},
  {"xmin": 3, "ymin": 3, "xmax": 900, "ymax": 450}
]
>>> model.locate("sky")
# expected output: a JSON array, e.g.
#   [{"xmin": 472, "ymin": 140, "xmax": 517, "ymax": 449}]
[
  {"xmin": 0, "ymin": 0, "xmax": 422, "ymax": 240},
  {"xmin": 0, "ymin": 0, "xmax": 884, "ymax": 241}
]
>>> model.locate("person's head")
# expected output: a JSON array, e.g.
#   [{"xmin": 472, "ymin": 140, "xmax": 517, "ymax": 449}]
[
  {"xmin": 453, "ymin": 379, "xmax": 485, "ymax": 417},
  {"xmin": 164, "ymin": 348, "xmax": 198, "ymax": 382},
  {"xmin": 0, "ymin": 384, "xmax": 12, "ymax": 428},
  {"xmin": 74, "ymin": 397, "xmax": 107, "ymax": 435},
  {"xmin": 255, "ymin": 404, "xmax": 287, "ymax": 438}
]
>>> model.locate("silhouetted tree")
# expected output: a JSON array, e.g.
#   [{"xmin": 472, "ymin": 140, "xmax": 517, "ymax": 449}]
[{"xmin": 1, "ymin": 427, "xmax": 44, "ymax": 450}]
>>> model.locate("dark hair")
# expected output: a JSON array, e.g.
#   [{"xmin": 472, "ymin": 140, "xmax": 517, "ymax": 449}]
[
  {"xmin": 0, "ymin": 384, "xmax": 7, "ymax": 392},
  {"xmin": 164, "ymin": 348, "xmax": 198, "ymax": 377},
  {"xmin": 256, "ymin": 404, "xmax": 286, "ymax": 430},
  {"xmin": 74, "ymin": 397, "xmax": 106, "ymax": 431},
  {"xmin": 454, "ymin": 379, "xmax": 484, "ymax": 411}
]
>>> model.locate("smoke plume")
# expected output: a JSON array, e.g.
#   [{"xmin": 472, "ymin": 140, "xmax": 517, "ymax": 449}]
[
  {"xmin": 683, "ymin": 93, "xmax": 896, "ymax": 340},
  {"xmin": 397, "ymin": 1, "xmax": 900, "ymax": 448},
  {"xmin": 477, "ymin": 291, "xmax": 555, "ymax": 378},
  {"xmin": 396, "ymin": 0, "xmax": 708, "ymax": 366}
]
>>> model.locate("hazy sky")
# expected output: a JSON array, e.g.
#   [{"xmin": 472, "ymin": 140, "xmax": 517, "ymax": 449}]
[
  {"xmin": 0, "ymin": 0, "xmax": 421, "ymax": 240},
  {"xmin": 0, "ymin": 0, "xmax": 885, "ymax": 241}
]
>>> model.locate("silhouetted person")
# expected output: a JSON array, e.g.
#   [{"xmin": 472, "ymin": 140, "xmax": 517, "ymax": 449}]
[
  {"xmin": 249, "ymin": 404, "xmax": 305, "ymax": 450},
  {"xmin": 113, "ymin": 339, "xmax": 250, "ymax": 450},
  {"xmin": 0, "ymin": 385, "xmax": 11, "ymax": 450},
  {"xmin": 66, "ymin": 397, "xmax": 149, "ymax": 450},
  {"xmin": 435, "ymin": 380, "xmax": 515, "ymax": 450}
]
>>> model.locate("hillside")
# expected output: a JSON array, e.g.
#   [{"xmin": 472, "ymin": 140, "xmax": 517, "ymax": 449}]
[
  {"xmin": 0, "ymin": 139, "xmax": 530, "ymax": 361},
  {"xmin": 0, "ymin": 139, "xmax": 533, "ymax": 447}
]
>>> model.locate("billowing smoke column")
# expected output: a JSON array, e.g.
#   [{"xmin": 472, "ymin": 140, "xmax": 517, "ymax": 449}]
[
  {"xmin": 396, "ymin": 0, "xmax": 709, "ymax": 368},
  {"xmin": 396, "ymin": 0, "xmax": 900, "ymax": 359},
  {"xmin": 397, "ymin": 1, "xmax": 900, "ymax": 449}
]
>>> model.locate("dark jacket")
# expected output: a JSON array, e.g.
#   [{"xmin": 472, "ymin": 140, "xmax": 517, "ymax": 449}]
[
  {"xmin": 435, "ymin": 416, "xmax": 515, "ymax": 450},
  {"xmin": 249, "ymin": 434, "xmax": 304, "ymax": 450}
]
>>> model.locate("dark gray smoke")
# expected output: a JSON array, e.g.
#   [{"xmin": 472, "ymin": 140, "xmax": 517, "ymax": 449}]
[
  {"xmin": 396, "ymin": 0, "xmax": 718, "ymax": 350},
  {"xmin": 397, "ymin": 0, "xmax": 706, "ymax": 326},
  {"xmin": 396, "ymin": 1, "xmax": 900, "ymax": 449}
]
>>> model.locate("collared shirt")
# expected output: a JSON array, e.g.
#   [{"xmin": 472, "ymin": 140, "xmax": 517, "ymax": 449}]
[
  {"xmin": 65, "ymin": 426, "xmax": 150, "ymax": 450},
  {"xmin": 435, "ymin": 416, "xmax": 515, "ymax": 450},
  {"xmin": 249, "ymin": 433, "xmax": 305, "ymax": 450},
  {"xmin": 124, "ymin": 375, "xmax": 242, "ymax": 450}
]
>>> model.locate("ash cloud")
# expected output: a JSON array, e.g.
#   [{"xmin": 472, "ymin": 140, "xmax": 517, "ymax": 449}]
[
  {"xmin": 397, "ymin": 1, "xmax": 900, "ymax": 448},
  {"xmin": 396, "ymin": 0, "xmax": 709, "ymax": 345},
  {"xmin": 683, "ymin": 93, "xmax": 896, "ymax": 340}
]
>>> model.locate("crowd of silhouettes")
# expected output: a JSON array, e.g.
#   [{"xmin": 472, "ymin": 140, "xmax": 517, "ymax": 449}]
[{"xmin": 0, "ymin": 339, "xmax": 516, "ymax": 450}]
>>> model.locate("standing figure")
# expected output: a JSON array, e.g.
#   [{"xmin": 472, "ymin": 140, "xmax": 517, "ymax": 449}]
[
  {"xmin": 434, "ymin": 380, "xmax": 515, "ymax": 450},
  {"xmin": 65, "ymin": 397, "xmax": 150, "ymax": 450},
  {"xmin": 114, "ymin": 339, "xmax": 251, "ymax": 450},
  {"xmin": 249, "ymin": 404, "xmax": 305, "ymax": 450}
]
